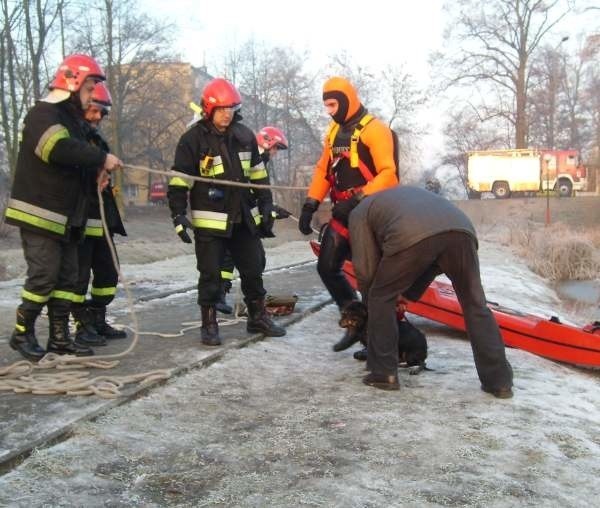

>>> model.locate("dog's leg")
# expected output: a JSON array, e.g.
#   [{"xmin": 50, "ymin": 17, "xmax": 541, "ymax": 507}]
[{"xmin": 408, "ymin": 362, "xmax": 426, "ymax": 375}]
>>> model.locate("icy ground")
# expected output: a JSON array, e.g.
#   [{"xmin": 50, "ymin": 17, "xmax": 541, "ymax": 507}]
[{"xmin": 0, "ymin": 240, "xmax": 599, "ymax": 506}]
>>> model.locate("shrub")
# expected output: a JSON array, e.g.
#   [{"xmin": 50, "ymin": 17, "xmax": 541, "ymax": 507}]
[{"xmin": 509, "ymin": 223, "xmax": 600, "ymax": 281}]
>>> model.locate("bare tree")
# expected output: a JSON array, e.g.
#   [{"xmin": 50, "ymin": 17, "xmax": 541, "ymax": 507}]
[
  {"xmin": 559, "ymin": 44, "xmax": 588, "ymax": 151},
  {"xmin": 381, "ymin": 65, "xmax": 427, "ymax": 180},
  {"xmin": 435, "ymin": 0, "xmax": 570, "ymax": 148},
  {"xmin": 67, "ymin": 0, "xmax": 176, "ymax": 210},
  {"xmin": 527, "ymin": 45, "xmax": 568, "ymax": 149},
  {"xmin": 581, "ymin": 33, "xmax": 600, "ymax": 167},
  {"xmin": 326, "ymin": 51, "xmax": 380, "ymax": 108},
  {"xmin": 0, "ymin": 0, "xmax": 64, "ymax": 182},
  {"xmin": 0, "ymin": 0, "xmax": 24, "ymax": 182},
  {"xmin": 119, "ymin": 62, "xmax": 192, "ymax": 197},
  {"xmin": 441, "ymin": 107, "xmax": 506, "ymax": 196},
  {"xmin": 529, "ymin": 31, "xmax": 598, "ymax": 155},
  {"xmin": 23, "ymin": 0, "xmax": 63, "ymax": 101},
  {"xmin": 218, "ymin": 40, "xmax": 323, "ymax": 211}
]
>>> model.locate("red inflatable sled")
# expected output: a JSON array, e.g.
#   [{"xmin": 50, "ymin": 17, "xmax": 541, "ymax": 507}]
[{"xmin": 310, "ymin": 240, "xmax": 600, "ymax": 368}]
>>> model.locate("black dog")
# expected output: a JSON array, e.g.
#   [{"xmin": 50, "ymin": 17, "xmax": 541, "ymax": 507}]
[
  {"xmin": 337, "ymin": 301, "xmax": 429, "ymax": 375},
  {"xmin": 396, "ymin": 318, "xmax": 429, "ymax": 374}
]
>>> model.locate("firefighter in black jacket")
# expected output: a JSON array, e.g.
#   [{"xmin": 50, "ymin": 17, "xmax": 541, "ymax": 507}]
[
  {"xmin": 168, "ymin": 78, "xmax": 285, "ymax": 346},
  {"xmin": 71, "ymin": 82, "xmax": 128, "ymax": 347},
  {"xmin": 5, "ymin": 54, "xmax": 123, "ymax": 361},
  {"xmin": 217, "ymin": 126, "xmax": 291, "ymax": 314}
]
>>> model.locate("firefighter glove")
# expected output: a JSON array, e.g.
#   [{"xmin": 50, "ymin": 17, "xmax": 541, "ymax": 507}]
[
  {"xmin": 298, "ymin": 198, "xmax": 319, "ymax": 235},
  {"xmin": 331, "ymin": 194, "xmax": 362, "ymax": 227},
  {"xmin": 259, "ymin": 202, "xmax": 275, "ymax": 237},
  {"xmin": 173, "ymin": 214, "xmax": 193, "ymax": 244},
  {"xmin": 272, "ymin": 204, "xmax": 291, "ymax": 219}
]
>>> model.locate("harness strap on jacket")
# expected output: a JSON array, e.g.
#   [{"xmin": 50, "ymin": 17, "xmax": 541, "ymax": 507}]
[
  {"xmin": 329, "ymin": 218, "xmax": 350, "ymax": 240},
  {"xmin": 326, "ymin": 113, "xmax": 374, "ymax": 171},
  {"xmin": 339, "ymin": 150, "xmax": 374, "ymax": 183}
]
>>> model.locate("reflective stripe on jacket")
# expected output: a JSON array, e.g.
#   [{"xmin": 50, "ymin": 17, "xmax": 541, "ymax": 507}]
[
  {"xmin": 83, "ymin": 127, "xmax": 126, "ymax": 238},
  {"xmin": 5, "ymin": 100, "xmax": 106, "ymax": 239},
  {"xmin": 168, "ymin": 119, "xmax": 272, "ymax": 238}
]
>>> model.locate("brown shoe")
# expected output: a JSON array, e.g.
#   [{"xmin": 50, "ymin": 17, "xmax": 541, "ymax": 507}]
[
  {"xmin": 481, "ymin": 385, "xmax": 513, "ymax": 399},
  {"xmin": 362, "ymin": 372, "xmax": 400, "ymax": 391}
]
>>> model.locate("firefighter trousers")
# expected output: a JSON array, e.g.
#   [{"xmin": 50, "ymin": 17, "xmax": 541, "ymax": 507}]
[
  {"xmin": 18, "ymin": 228, "xmax": 79, "ymax": 317},
  {"xmin": 195, "ymin": 223, "xmax": 266, "ymax": 306},
  {"xmin": 219, "ymin": 242, "xmax": 266, "ymax": 285},
  {"xmin": 75, "ymin": 234, "xmax": 119, "ymax": 307}
]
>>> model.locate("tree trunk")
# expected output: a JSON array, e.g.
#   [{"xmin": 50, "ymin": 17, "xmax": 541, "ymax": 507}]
[{"xmin": 515, "ymin": 61, "xmax": 528, "ymax": 149}]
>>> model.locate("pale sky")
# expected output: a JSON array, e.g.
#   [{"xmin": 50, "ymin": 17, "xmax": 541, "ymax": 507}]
[{"xmin": 143, "ymin": 0, "xmax": 444, "ymax": 82}]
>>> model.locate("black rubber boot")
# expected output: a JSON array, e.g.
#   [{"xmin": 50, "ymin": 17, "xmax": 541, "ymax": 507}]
[
  {"xmin": 72, "ymin": 305, "xmax": 106, "ymax": 346},
  {"xmin": 47, "ymin": 311, "xmax": 94, "ymax": 356},
  {"xmin": 246, "ymin": 299, "xmax": 286, "ymax": 337},
  {"xmin": 201, "ymin": 305, "xmax": 222, "ymax": 346},
  {"xmin": 91, "ymin": 305, "xmax": 127, "ymax": 339},
  {"xmin": 9, "ymin": 308, "xmax": 46, "ymax": 362},
  {"xmin": 215, "ymin": 281, "xmax": 233, "ymax": 315}
]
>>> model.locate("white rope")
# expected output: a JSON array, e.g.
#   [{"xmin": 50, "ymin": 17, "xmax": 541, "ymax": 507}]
[
  {"xmin": 0, "ymin": 163, "xmax": 317, "ymax": 398},
  {"xmin": 124, "ymin": 164, "xmax": 309, "ymax": 192},
  {"xmin": 0, "ymin": 181, "xmax": 172, "ymax": 398}
]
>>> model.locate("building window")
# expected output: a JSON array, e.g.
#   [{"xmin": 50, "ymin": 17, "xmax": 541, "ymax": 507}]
[{"xmin": 123, "ymin": 184, "xmax": 138, "ymax": 198}]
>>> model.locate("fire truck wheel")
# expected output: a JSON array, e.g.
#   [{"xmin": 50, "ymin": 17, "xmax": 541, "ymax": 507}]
[
  {"xmin": 492, "ymin": 181, "xmax": 510, "ymax": 199},
  {"xmin": 556, "ymin": 179, "xmax": 573, "ymax": 198}
]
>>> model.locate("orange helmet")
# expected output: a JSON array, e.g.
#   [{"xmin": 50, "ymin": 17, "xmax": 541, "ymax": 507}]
[
  {"xmin": 49, "ymin": 54, "xmax": 106, "ymax": 92},
  {"xmin": 201, "ymin": 78, "xmax": 241, "ymax": 119},
  {"xmin": 90, "ymin": 82, "xmax": 112, "ymax": 111},
  {"xmin": 256, "ymin": 126, "xmax": 288, "ymax": 150},
  {"xmin": 322, "ymin": 76, "xmax": 361, "ymax": 124}
]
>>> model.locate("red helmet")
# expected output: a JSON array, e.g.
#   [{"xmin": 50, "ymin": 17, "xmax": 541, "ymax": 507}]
[
  {"xmin": 90, "ymin": 82, "xmax": 112, "ymax": 110},
  {"xmin": 49, "ymin": 54, "xmax": 106, "ymax": 92},
  {"xmin": 256, "ymin": 126, "xmax": 288, "ymax": 150},
  {"xmin": 201, "ymin": 78, "xmax": 241, "ymax": 118}
]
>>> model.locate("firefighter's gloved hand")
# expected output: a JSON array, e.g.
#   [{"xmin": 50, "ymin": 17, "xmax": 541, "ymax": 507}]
[
  {"xmin": 259, "ymin": 202, "xmax": 275, "ymax": 237},
  {"xmin": 272, "ymin": 204, "xmax": 291, "ymax": 219},
  {"xmin": 331, "ymin": 194, "xmax": 362, "ymax": 227},
  {"xmin": 298, "ymin": 198, "xmax": 319, "ymax": 235},
  {"xmin": 173, "ymin": 214, "xmax": 193, "ymax": 244}
]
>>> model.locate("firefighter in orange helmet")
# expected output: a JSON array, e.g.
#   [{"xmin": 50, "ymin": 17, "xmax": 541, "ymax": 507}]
[
  {"xmin": 298, "ymin": 76, "xmax": 399, "ymax": 350},
  {"xmin": 5, "ymin": 54, "xmax": 122, "ymax": 361},
  {"xmin": 168, "ymin": 78, "xmax": 286, "ymax": 345}
]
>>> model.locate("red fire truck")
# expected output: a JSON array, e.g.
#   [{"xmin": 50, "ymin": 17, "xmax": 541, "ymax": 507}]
[{"xmin": 467, "ymin": 149, "xmax": 588, "ymax": 198}]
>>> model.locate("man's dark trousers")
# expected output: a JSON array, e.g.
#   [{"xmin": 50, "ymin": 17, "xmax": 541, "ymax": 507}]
[{"xmin": 366, "ymin": 231, "xmax": 513, "ymax": 391}]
